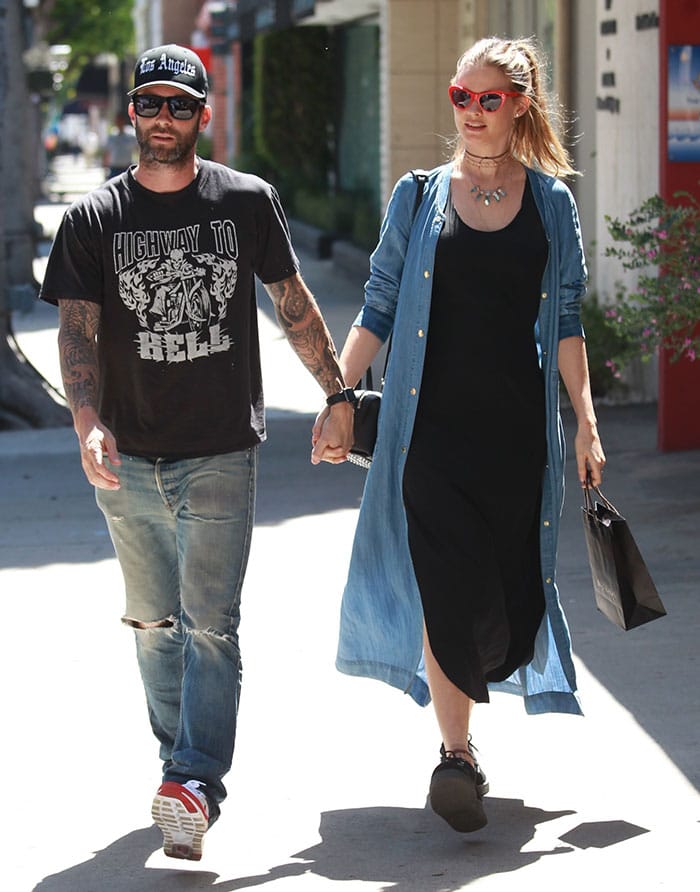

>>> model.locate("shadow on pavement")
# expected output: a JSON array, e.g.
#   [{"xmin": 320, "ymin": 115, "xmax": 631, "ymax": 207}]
[
  {"xmin": 256, "ymin": 414, "xmax": 365, "ymax": 525},
  {"xmin": 291, "ymin": 802, "xmax": 576, "ymax": 889},
  {"xmin": 0, "ymin": 412, "xmax": 365, "ymax": 571},
  {"xmin": 34, "ymin": 800, "xmax": 640, "ymax": 891},
  {"xmin": 1, "ymin": 450, "xmax": 115, "ymax": 568},
  {"xmin": 557, "ymin": 404, "xmax": 700, "ymax": 791},
  {"xmin": 558, "ymin": 819, "xmax": 649, "ymax": 849}
]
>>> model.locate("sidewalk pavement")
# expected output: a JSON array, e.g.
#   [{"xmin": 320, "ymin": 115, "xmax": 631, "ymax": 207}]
[{"xmin": 1, "ymin": 173, "xmax": 698, "ymax": 890}]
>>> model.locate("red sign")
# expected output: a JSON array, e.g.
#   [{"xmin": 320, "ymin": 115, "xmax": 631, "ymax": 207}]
[
  {"xmin": 186, "ymin": 45, "xmax": 212, "ymax": 72},
  {"xmin": 658, "ymin": 1, "xmax": 700, "ymax": 450}
]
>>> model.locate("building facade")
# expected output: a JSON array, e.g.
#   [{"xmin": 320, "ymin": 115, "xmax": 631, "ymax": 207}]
[{"xmin": 133, "ymin": 0, "xmax": 700, "ymax": 417}]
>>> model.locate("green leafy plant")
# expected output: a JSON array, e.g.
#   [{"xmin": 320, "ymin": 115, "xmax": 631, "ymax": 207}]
[
  {"xmin": 48, "ymin": 0, "xmax": 134, "ymax": 82},
  {"xmin": 252, "ymin": 27, "xmax": 336, "ymax": 196},
  {"xmin": 293, "ymin": 189, "xmax": 379, "ymax": 251},
  {"xmin": 604, "ymin": 192, "xmax": 700, "ymax": 375}
]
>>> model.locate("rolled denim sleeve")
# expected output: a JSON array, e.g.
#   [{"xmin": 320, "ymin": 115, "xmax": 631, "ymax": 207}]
[
  {"xmin": 353, "ymin": 303, "xmax": 394, "ymax": 341},
  {"xmin": 555, "ymin": 182, "xmax": 587, "ymax": 341}
]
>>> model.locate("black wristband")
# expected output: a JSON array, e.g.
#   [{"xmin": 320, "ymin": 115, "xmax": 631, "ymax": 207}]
[{"xmin": 326, "ymin": 387, "xmax": 356, "ymax": 407}]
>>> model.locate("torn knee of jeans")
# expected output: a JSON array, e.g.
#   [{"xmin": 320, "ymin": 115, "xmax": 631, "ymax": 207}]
[
  {"xmin": 121, "ymin": 614, "xmax": 176, "ymax": 630},
  {"xmin": 190, "ymin": 626, "xmax": 237, "ymax": 646}
]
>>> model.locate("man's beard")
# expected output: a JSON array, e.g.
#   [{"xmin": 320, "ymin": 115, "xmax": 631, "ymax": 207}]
[{"xmin": 135, "ymin": 119, "xmax": 200, "ymax": 166}]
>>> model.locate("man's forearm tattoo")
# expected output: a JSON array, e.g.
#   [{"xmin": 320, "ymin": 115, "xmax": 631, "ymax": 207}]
[
  {"xmin": 58, "ymin": 300, "xmax": 101, "ymax": 412},
  {"xmin": 267, "ymin": 276, "xmax": 343, "ymax": 394}
]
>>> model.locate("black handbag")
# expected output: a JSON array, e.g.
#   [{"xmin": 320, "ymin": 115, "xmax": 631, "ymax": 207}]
[
  {"xmin": 347, "ymin": 171, "xmax": 428, "ymax": 469},
  {"xmin": 347, "ymin": 369, "xmax": 382, "ymax": 469},
  {"xmin": 581, "ymin": 485, "xmax": 667, "ymax": 630}
]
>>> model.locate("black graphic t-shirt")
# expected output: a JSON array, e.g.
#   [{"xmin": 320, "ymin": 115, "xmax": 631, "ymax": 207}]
[{"xmin": 40, "ymin": 160, "xmax": 299, "ymax": 458}]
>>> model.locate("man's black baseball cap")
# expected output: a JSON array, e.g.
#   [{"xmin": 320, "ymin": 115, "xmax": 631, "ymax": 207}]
[{"xmin": 128, "ymin": 44, "xmax": 208, "ymax": 100}]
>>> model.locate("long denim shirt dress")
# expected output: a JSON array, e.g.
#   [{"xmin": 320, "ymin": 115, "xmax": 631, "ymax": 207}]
[{"xmin": 336, "ymin": 162, "xmax": 587, "ymax": 716}]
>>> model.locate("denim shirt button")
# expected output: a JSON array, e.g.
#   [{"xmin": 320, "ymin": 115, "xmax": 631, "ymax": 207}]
[
  {"xmin": 409, "ymin": 387, "xmax": 417, "ymax": 396},
  {"xmin": 401, "ymin": 446, "xmax": 407, "ymax": 453},
  {"xmin": 543, "ymin": 519, "xmax": 551, "ymax": 527},
  {"xmin": 545, "ymin": 576, "xmax": 552, "ymax": 584},
  {"xmin": 423, "ymin": 270, "xmax": 430, "ymax": 278},
  {"xmin": 418, "ymin": 329, "xmax": 424, "ymax": 337},
  {"xmin": 541, "ymin": 291, "xmax": 548, "ymax": 299}
]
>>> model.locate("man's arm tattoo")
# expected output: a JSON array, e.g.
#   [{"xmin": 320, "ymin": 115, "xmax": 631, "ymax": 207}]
[
  {"xmin": 266, "ymin": 275, "xmax": 343, "ymax": 394},
  {"xmin": 57, "ymin": 300, "xmax": 101, "ymax": 412}
]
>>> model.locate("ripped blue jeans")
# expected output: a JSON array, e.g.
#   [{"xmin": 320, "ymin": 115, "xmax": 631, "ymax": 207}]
[{"xmin": 96, "ymin": 448, "xmax": 257, "ymax": 806}]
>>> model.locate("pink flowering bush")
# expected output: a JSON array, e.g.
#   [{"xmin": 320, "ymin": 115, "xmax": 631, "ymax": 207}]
[{"xmin": 605, "ymin": 192, "xmax": 700, "ymax": 369}]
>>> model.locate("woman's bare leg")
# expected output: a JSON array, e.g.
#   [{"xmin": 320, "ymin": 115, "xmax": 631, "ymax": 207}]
[
  {"xmin": 423, "ymin": 624, "xmax": 475, "ymax": 763},
  {"xmin": 424, "ymin": 624, "xmax": 488, "ymax": 831}
]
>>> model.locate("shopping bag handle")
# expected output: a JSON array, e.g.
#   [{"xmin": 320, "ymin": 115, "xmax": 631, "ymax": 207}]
[{"xmin": 582, "ymin": 481, "xmax": 620, "ymax": 518}]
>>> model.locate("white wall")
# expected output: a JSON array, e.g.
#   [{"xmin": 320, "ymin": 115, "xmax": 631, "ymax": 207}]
[
  {"xmin": 594, "ymin": 0, "xmax": 659, "ymax": 400},
  {"xmin": 133, "ymin": 0, "xmax": 164, "ymax": 52},
  {"xmin": 570, "ymin": 0, "xmax": 598, "ymax": 287},
  {"xmin": 595, "ymin": 0, "xmax": 659, "ymax": 301}
]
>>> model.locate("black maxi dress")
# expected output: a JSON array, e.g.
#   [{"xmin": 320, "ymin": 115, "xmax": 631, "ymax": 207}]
[{"xmin": 402, "ymin": 178, "xmax": 549, "ymax": 703}]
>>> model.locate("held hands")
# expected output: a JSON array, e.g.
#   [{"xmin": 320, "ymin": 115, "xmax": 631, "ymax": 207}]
[
  {"xmin": 575, "ymin": 422, "xmax": 606, "ymax": 488},
  {"xmin": 311, "ymin": 402, "xmax": 354, "ymax": 465},
  {"xmin": 75, "ymin": 407, "xmax": 121, "ymax": 489}
]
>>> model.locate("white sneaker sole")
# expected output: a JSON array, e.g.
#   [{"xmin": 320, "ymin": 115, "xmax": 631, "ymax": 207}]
[{"xmin": 152, "ymin": 786, "xmax": 208, "ymax": 861}]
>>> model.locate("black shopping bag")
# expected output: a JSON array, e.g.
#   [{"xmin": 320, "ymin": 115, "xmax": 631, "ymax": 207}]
[{"xmin": 581, "ymin": 486, "xmax": 667, "ymax": 630}]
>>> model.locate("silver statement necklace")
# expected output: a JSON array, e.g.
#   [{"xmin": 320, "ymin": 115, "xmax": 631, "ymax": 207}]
[
  {"xmin": 463, "ymin": 147, "xmax": 511, "ymax": 208},
  {"xmin": 470, "ymin": 184, "xmax": 506, "ymax": 206}
]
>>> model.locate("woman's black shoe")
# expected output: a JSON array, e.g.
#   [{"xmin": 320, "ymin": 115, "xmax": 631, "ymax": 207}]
[
  {"xmin": 463, "ymin": 739, "xmax": 489, "ymax": 797},
  {"xmin": 428, "ymin": 744, "xmax": 488, "ymax": 832}
]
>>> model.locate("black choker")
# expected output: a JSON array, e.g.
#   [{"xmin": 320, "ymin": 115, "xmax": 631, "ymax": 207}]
[{"xmin": 463, "ymin": 147, "xmax": 511, "ymax": 164}]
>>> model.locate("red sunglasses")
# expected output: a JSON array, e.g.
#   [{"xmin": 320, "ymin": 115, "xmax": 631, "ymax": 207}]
[{"xmin": 449, "ymin": 85, "xmax": 521, "ymax": 112}]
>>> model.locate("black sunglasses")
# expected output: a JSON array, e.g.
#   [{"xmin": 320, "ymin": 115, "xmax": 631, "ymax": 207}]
[{"xmin": 133, "ymin": 94, "xmax": 204, "ymax": 120}]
